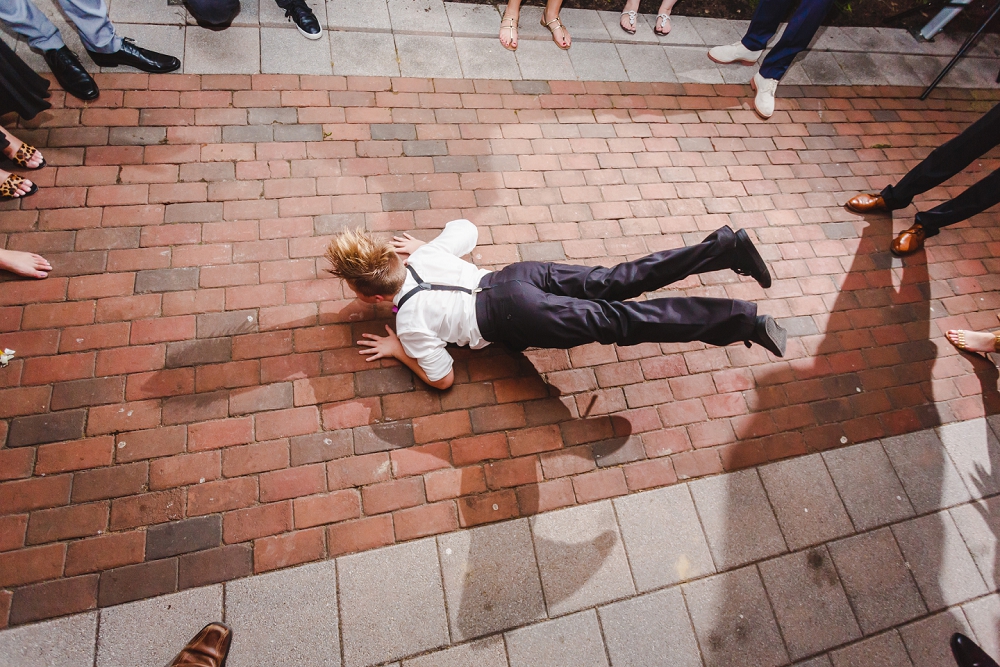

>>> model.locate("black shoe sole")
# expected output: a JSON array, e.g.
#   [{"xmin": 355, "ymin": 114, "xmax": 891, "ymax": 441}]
[
  {"xmin": 734, "ymin": 229, "xmax": 772, "ymax": 289},
  {"xmin": 756, "ymin": 315, "xmax": 786, "ymax": 357}
]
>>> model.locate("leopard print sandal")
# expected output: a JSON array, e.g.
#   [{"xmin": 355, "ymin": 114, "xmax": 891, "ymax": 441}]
[
  {"xmin": 9, "ymin": 143, "xmax": 45, "ymax": 170},
  {"xmin": 0, "ymin": 173, "xmax": 38, "ymax": 200}
]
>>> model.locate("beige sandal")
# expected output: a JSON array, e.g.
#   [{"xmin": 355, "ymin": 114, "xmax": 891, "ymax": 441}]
[
  {"xmin": 541, "ymin": 15, "xmax": 571, "ymax": 49},
  {"xmin": 655, "ymin": 13, "xmax": 671, "ymax": 36},
  {"xmin": 500, "ymin": 15, "xmax": 518, "ymax": 51}
]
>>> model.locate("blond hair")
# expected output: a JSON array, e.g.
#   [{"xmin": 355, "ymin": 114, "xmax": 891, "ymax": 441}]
[{"xmin": 325, "ymin": 228, "xmax": 406, "ymax": 297}]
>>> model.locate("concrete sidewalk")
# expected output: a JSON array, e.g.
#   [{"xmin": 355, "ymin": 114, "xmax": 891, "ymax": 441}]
[
  {"xmin": 3, "ymin": 0, "xmax": 999, "ymax": 87},
  {"xmin": 3, "ymin": 417, "xmax": 1000, "ymax": 666}
]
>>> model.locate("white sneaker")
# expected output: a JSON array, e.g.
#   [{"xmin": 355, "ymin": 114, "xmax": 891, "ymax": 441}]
[
  {"xmin": 707, "ymin": 41, "xmax": 763, "ymax": 65},
  {"xmin": 751, "ymin": 73, "xmax": 778, "ymax": 119}
]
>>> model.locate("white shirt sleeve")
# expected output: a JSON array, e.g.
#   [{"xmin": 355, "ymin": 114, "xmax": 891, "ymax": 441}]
[
  {"xmin": 397, "ymin": 329, "xmax": 454, "ymax": 382},
  {"xmin": 426, "ymin": 219, "xmax": 478, "ymax": 258}
]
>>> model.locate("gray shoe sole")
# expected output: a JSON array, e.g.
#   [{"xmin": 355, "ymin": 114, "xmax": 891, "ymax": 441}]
[{"xmin": 757, "ymin": 316, "xmax": 786, "ymax": 357}]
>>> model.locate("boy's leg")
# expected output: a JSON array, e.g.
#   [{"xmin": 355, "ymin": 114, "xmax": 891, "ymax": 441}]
[
  {"xmin": 56, "ymin": 0, "xmax": 121, "ymax": 53},
  {"xmin": 0, "ymin": 0, "xmax": 66, "ymax": 51},
  {"xmin": 477, "ymin": 280, "xmax": 758, "ymax": 351},
  {"xmin": 486, "ymin": 225, "xmax": 768, "ymax": 301},
  {"xmin": 882, "ymin": 101, "xmax": 1000, "ymax": 210}
]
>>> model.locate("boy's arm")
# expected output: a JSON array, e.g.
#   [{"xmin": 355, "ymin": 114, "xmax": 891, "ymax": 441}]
[{"xmin": 358, "ymin": 325, "xmax": 454, "ymax": 390}]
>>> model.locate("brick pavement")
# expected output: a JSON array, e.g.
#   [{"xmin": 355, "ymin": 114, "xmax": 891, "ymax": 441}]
[{"xmin": 2, "ymin": 71, "xmax": 1000, "ymax": 629}]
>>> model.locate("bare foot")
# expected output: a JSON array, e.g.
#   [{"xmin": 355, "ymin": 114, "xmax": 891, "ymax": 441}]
[
  {"xmin": 0, "ymin": 169, "xmax": 34, "ymax": 198},
  {"xmin": 542, "ymin": 10, "xmax": 571, "ymax": 48},
  {"xmin": 0, "ymin": 248, "xmax": 51, "ymax": 279},
  {"xmin": 946, "ymin": 329, "xmax": 997, "ymax": 354},
  {"xmin": 620, "ymin": 0, "xmax": 639, "ymax": 32},
  {"xmin": 500, "ymin": 11, "xmax": 519, "ymax": 50},
  {"xmin": 0, "ymin": 126, "xmax": 44, "ymax": 169}
]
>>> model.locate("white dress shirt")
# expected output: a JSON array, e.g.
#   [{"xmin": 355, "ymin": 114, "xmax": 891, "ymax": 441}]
[{"xmin": 393, "ymin": 219, "xmax": 492, "ymax": 382}]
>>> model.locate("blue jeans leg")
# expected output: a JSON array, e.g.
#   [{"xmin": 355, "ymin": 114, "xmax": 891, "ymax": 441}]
[{"xmin": 741, "ymin": 0, "xmax": 798, "ymax": 51}]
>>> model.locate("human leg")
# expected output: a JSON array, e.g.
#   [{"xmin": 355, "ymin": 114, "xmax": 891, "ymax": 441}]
[
  {"xmin": 654, "ymin": 0, "xmax": 679, "ymax": 35},
  {"xmin": 0, "ymin": 0, "xmax": 66, "ymax": 51},
  {"xmin": 477, "ymin": 280, "xmax": 760, "ymax": 351},
  {"xmin": 912, "ymin": 167, "xmax": 1000, "ymax": 237},
  {"xmin": 620, "ymin": 0, "xmax": 640, "ymax": 34},
  {"xmin": 1, "ymin": 126, "xmax": 45, "ymax": 169},
  {"xmin": 542, "ymin": 0, "xmax": 570, "ymax": 49},
  {"xmin": 742, "ymin": 0, "xmax": 798, "ymax": 51},
  {"xmin": 500, "ymin": 0, "xmax": 521, "ymax": 50},
  {"xmin": 881, "ymin": 101, "xmax": 1000, "ymax": 211},
  {"xmin": 485, "ymin": 225, "xmax": 769, "ymax": 302},
  {"xmin": 55, "ymin": 0, "xmax": 120, "ymax": 53},
  {"xmin": 756, "ymin": 0, "xmax": 835, "ymax": 80}
]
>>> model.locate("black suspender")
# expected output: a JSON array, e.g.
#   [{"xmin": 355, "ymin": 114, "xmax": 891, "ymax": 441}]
[{"xmin": 395, "ymin": 264, "xmax": 481, "ymax": 311}]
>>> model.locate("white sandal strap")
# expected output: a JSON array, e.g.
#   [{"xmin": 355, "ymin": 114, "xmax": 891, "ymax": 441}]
[{"xmin": 621, "ymin": 10, "xmax": 636, "ymax": 25}]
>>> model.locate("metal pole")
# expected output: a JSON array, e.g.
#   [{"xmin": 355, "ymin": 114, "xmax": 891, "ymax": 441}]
[{"xmin": 921, "ymin": 0, "xmax": 1000, "ymax": 100}]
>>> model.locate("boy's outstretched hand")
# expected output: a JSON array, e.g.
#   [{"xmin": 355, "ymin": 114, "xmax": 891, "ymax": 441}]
[
  {"xmin": 358, "ymin": 325, "xmax": 404, "ymax": 362},
  {"xmin": 391, "ymin": 233, "xmax": 426, "ymax": 257}
]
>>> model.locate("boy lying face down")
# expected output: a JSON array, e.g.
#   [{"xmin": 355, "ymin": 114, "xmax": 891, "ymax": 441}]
[{"xmin": 325, "ymin": 220, "xmax": 786, "ymax": 391}]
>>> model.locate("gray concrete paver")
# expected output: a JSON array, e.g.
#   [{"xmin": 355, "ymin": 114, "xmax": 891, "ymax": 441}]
[
  {"xmin": 961, "ymin": 594, "xmax": 1000, "ymax": 658},
  {"xmin": 829, "ymin": 630, "xmax": 914, "ymax": 667},
  {"xmin": 559, "ymin": 8, "xmax": 613, "ymax": 42},
  {"xmin": 665, "ymin": 45, "xmax": 726, "ymax": 83},
  {"xmin": 689, "ymin": 469, "xmax": 787, "ymax": 571},
  {"xmin": 882, "ymin": 430, "xmax": 972, "ymax": 514},
  {"xmin": 331, "ymin": 31, "xmax": 400, "ymax": 77},
  {"xmin": 225, "ymin": 561, "xmax": 340, "ymax": 667},
  {"xmin": 598, "ymin": 587, "xmax": 702, "ymax": 667},
  {"xmin": 654, "ymin": 15, "xmax": 705, "ymax": 46},
  {"xmin": 395, "ymin": 34, "xmax": 464, "ymax": 78},
  {"xmin": 827, "ymin": 528, "xmax": 927, "ymax": 635},
  {"xmin": 613, "ymin": 484, "xmax": 715, "ymax": 591},
  {"xmin": 402, "ymin": 636, "xmax": 508, "ymax": 667},
  {"xmin": 515, "ymin": 39, "xmax": 575, "ymax": 80},
  {"xmin": 338, "ymin": 539, "xmax": 449, "ymax": 667},
  {"xmin": 834, "ymin": 52, "xmax": 889, "ymax": 85},
  {"xmin": 0, "ymin": 613, "xmax": 96, "ymax": 667},
  {"xmin": 937, "ymin": 419, "xmax": 1000, "ymax": 498},
  {"xmin": 531, "ymin": 500, "xmax": 635, "ymax": 616},
  {"xmin": 505, "ymin": 610, "xmax": 609, "ymax": 667},
  {"xmin": 327, "ymin": 0, "xmax": 392, "ymax": 30},
  {"xmin": 758, "ymin": 547, "xmax": 861, "ymax": 661},
  {"xmin": 898, "ymin": 609, "xmax": 975, "ymax": 667},
  {"xmin": 388, "ymin": 0, "xmax": 452, "ymax": 34},
  {"xmin": 568, "ymin": 41, "xmax": 628, "ymax": 81},
  {"xmin": 97, "ymin": 587, "xmax": 222, "ymax": 667},
  {"xmin": 948, "ymin": 496, "xmax": 1000, "ymax": 591},
  {"xmin": 683, "ymin": 565, "xmax": 789, "ymax": 667},
  {"xmin": 823, "ymin": 441, "xmax": 914, "ymax": 532},
  {"xmin": 454, "ymin": 37, "xmax": 521, "ymax": 80},
  {"xmin": 444, "ymin": 2, "xmax": 499, "ymax": 37},
  {"xmin": 891, "ymin": 511, "xmax": 988, "ymax": 612},
  {"xmin": 759, "ymin": 454, "xmax": 854, "ymax": 550},
  {"xmin": 185, "ymin": 26, "xmax": 261, "ymax": 74},
  {"xmin": 261, "ymin": 27, "xmax": 333, "ymax": 75},
  {"xmin": 437, "ymin": 519, "xmax": 546, "ymax": 642},
  {"xmin": 260, "ymin": 0, "xmax": 327, "ymax": 27},
  {"xmin": 797, "ymin": 50, "xmax": 850, "ymax": 85},
  {"xmin": 617, "ymin": 43, "xmax": 678, "ymax": 82}
]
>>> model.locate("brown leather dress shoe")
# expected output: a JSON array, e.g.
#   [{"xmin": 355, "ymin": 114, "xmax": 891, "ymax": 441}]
[
  {"xmin": 846, "ymin": 193, "xmax": 888, "ymax": 213},
  {"xmin": 890, "ymin": 223, "xmax": 926, "ymax": 256},
  {"xmin": 169, "ymin": 623, "xmax": 232, "ymax": 667}
]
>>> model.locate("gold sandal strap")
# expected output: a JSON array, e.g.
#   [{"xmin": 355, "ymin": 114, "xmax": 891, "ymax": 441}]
[{"xmin": 544, "ymin": 17, "xmax": 564, "ymax": 30}]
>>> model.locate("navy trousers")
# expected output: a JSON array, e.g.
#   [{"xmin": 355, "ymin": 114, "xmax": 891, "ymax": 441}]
[
  {"xmin": 475, "ymin": 226, "xmax": 758, "ymax": 352},
  {"xmin": 741, "ymin": 0, "xmax": 835, "ymax": 80},
  {"xmin": 881, "ymin": 102, "xmax": 1000, "ymax": 237}
]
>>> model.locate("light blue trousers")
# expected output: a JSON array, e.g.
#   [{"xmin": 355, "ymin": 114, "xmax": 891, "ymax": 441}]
[{"xmin": 0, "ymin": 0, "xmax": 121, "ymax": 53}]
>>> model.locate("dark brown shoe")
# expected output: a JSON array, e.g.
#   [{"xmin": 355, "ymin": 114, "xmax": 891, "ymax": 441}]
[
  {"xmin": 891, "ymin": 223, "xmax": 926, "ymax": 256},
  {"xmin": 846, "ymin": 193, "xmax": 888, "ymax": 213},
  {"xmin": 169, "ymin": 623, "xmax": 232, "ymax": 667}
]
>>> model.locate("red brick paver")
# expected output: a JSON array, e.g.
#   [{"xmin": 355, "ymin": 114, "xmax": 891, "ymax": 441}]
[{"xmin": 2, "ymin": 72, "xmax": 999, "ymax": 628}]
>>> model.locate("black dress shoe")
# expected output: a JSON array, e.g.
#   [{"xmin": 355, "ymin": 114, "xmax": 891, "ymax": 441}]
[
  {"xmin": 86, "ymin": 38, "xmax": 180, "ymax": 74},
  {"xmin": 732, "ymin": 228, "xmax": 772, "ymax": 289},
  {"xmin": 43, "ymin": 46, "xmax": 99, "ymax": 100},
  {"xmin": 282, "ymin": 0, "xmax": 323, "ymax": 39},
  {"xmin": 747, "ymin": 315, "xmax": 786, "ymax": 357},
  {"xmin": 952, "ymin": 633, "xmax": 1000, "ymax": 667}
]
